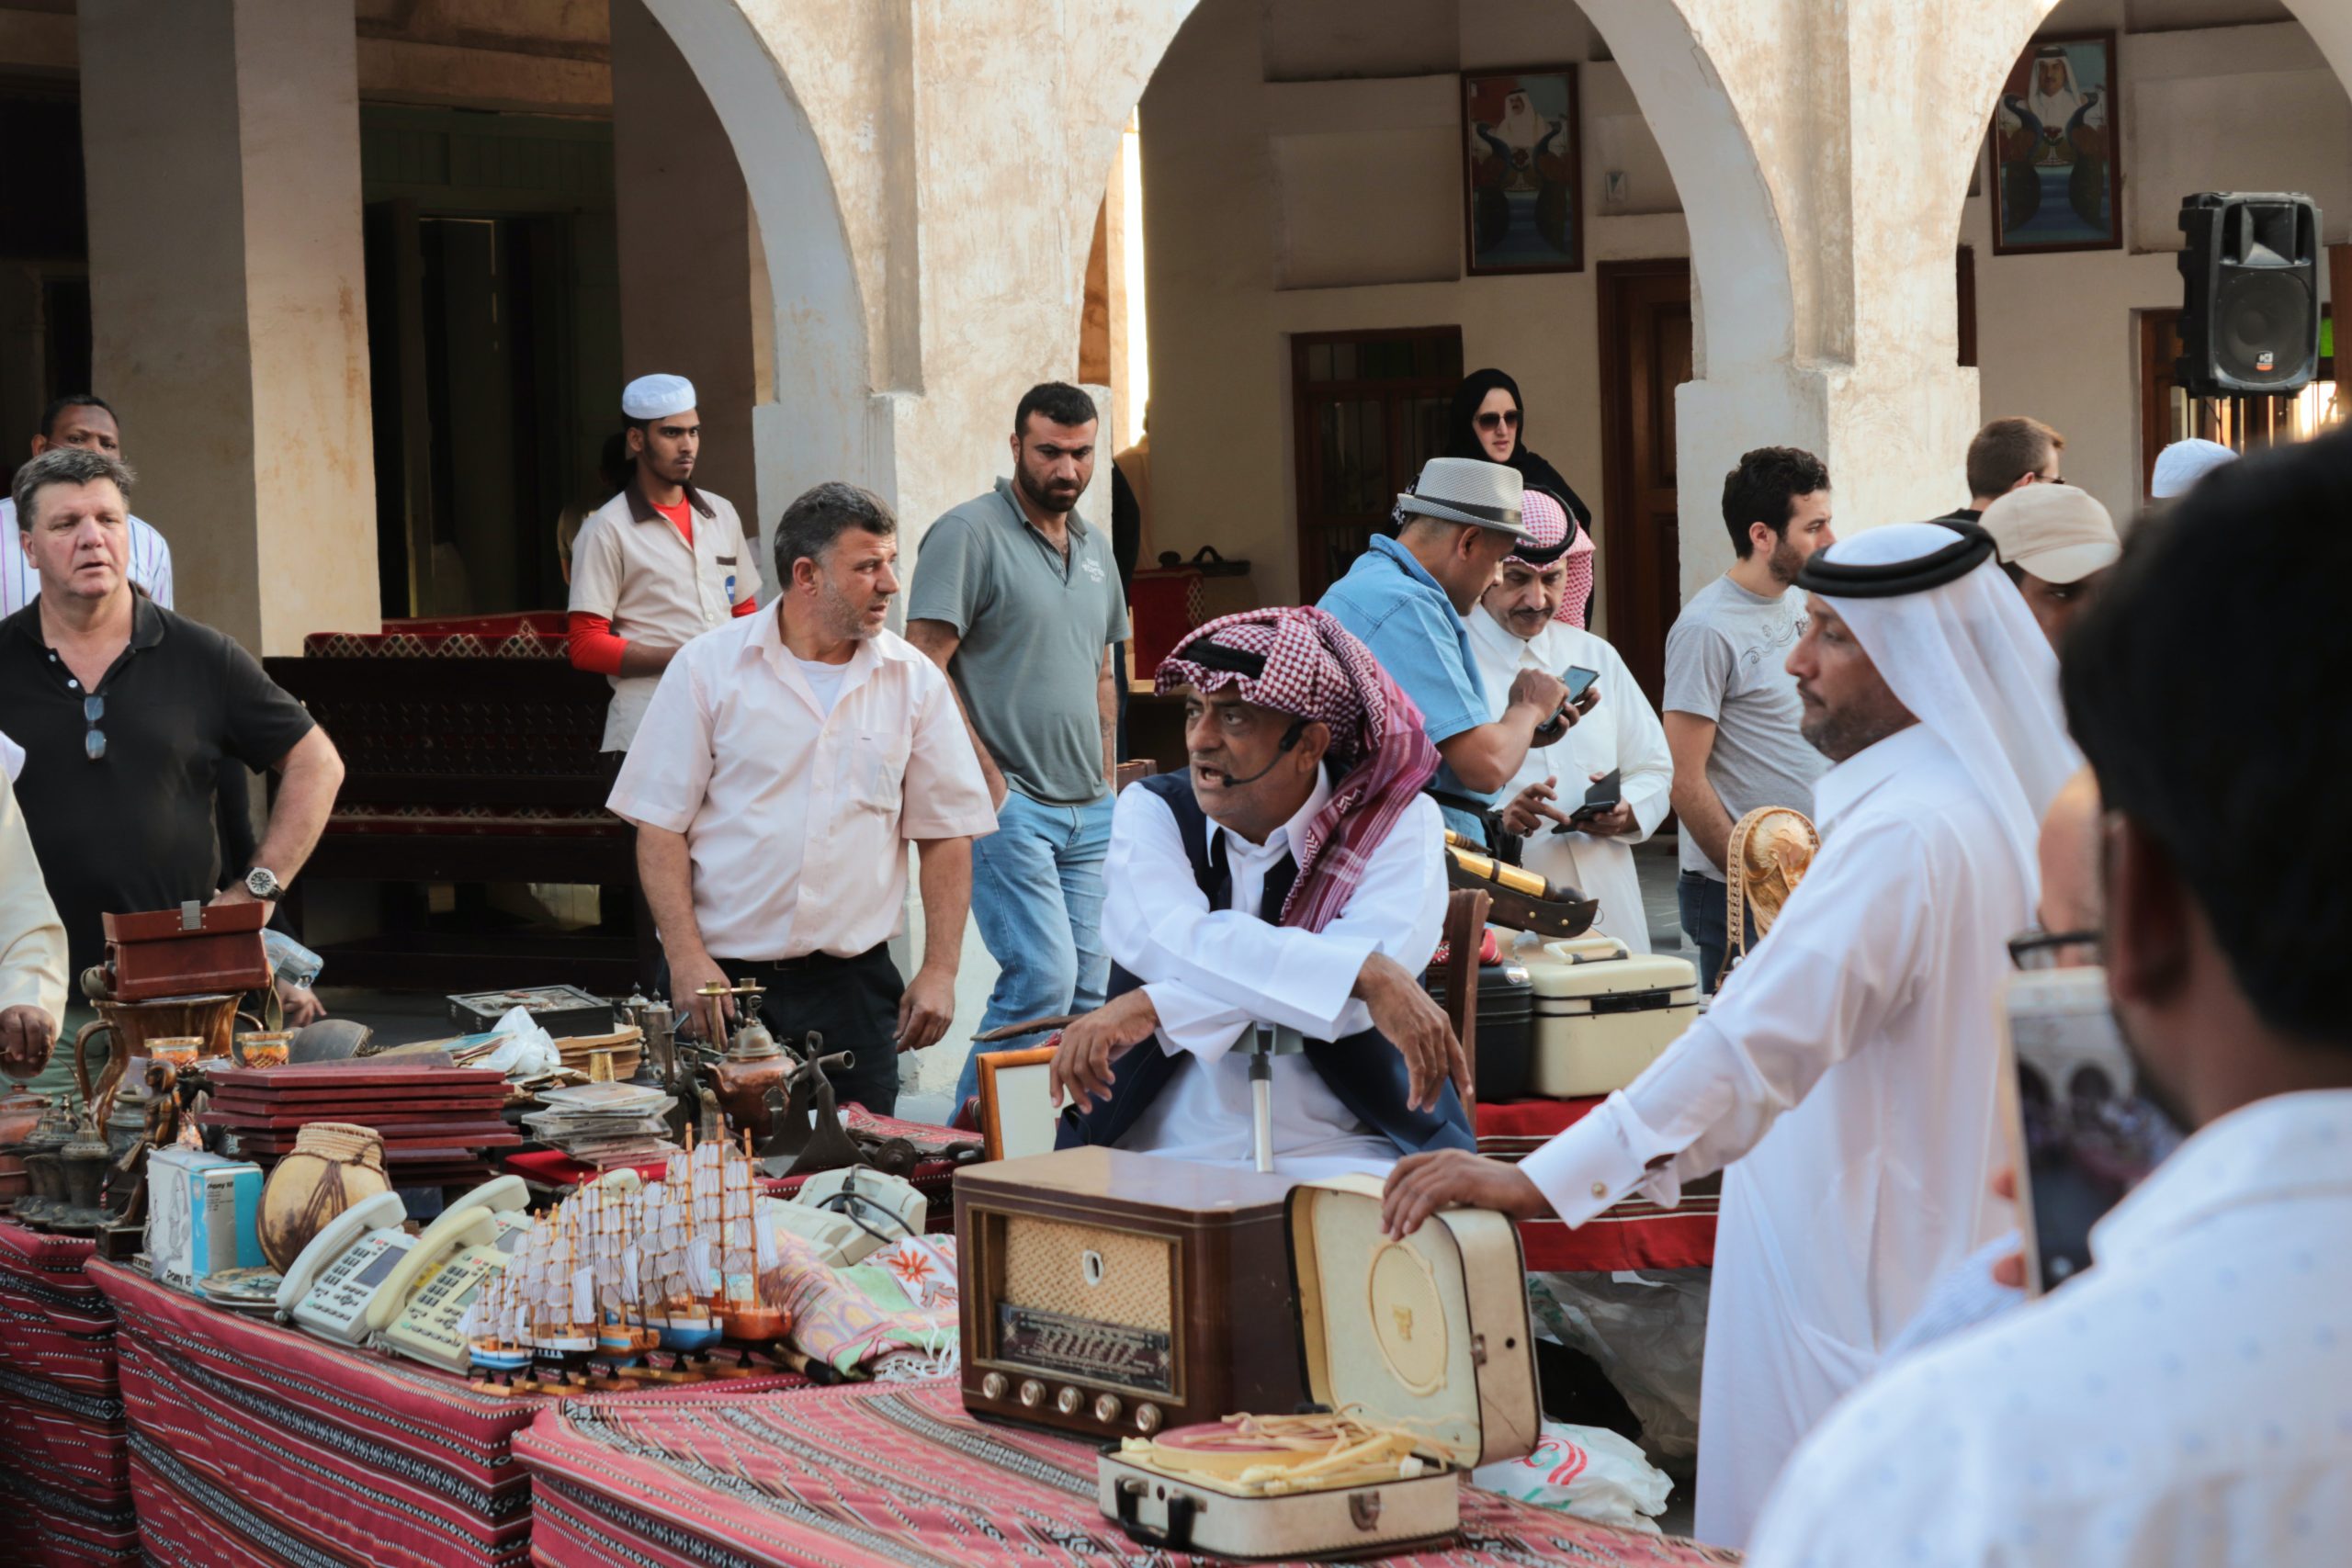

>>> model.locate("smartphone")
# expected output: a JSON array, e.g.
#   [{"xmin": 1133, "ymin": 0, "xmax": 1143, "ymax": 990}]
[
  {"xmin": 1560, "ymin": 666, "xmax": 1601, "ymax": 704},
  {"xmin": 1997, "ymin": 967, "xmax": 2183, "ymax": 1294},
  {"xmin": 1555, "ymin": 769, "xmax": 1623, "ymax": 831}
]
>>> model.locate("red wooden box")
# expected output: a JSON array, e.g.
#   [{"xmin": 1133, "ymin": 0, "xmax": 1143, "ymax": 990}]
[{"xmin": 100, "ymin": 901, "xmax": 270, "ymax": 1001}]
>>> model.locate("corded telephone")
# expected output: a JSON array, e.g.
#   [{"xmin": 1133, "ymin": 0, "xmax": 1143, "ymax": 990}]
[
  {"xmin": 765, "ymin": 1167, "xmax": 927, "ymax": 1269},
  {"xmin": 274, "ymin": 1176, "xmax": 530, "ymax": 1358}
]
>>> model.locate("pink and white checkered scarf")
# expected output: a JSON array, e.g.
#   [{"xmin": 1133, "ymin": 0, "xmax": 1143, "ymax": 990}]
[
  {"xmin": 1509, "ymin": 488, "xmax": 1597, "ymax": 629},
  {"xmin": 1158, "ymin": 606, "xmax": 1439, "ymax": 934}
]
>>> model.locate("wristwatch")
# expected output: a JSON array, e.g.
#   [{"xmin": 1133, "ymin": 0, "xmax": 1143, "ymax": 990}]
[{"xmin": 244, "ymin": 866, "xmax": 286, "ymax": 901}]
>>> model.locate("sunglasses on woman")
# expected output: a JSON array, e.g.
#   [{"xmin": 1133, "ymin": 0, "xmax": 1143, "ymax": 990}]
[{"xmin": 1476, "ymin": 410, "xmax": 1522, "ymax": 433}]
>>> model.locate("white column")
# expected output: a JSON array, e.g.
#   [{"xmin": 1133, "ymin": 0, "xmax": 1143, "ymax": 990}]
[{"xmin": 79, "ymin": 0, "xmax": 379, "ymax": 654}]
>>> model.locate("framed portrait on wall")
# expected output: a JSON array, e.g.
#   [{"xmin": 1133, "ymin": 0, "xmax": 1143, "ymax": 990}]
[
  {"xmin": 1989, "ymin": 31, "xmax": 2122, "ymax": 254},
  {"xmin": 1462, "ymin": 65, "xmax": 1583, "ymax": 275}
]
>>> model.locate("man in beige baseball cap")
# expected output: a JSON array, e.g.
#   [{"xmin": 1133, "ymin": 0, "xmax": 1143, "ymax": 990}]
[{"xmin": 1976, "ymin": 481, "xmax": 2120, "ymax": 648}]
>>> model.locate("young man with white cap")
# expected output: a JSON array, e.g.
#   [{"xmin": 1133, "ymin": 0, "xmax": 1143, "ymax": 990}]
[
  {"xmin": 1976, "ymin": 480, "xmax": 2120, "ymax": 648},
  {"xmin": 566, "ymin": 373, "xmax": 763, "ymax": 757},
  {"xmin": 1380, "ymin": 520, "xmax": 2078, "ymax": 1549},
  {"xmin": 1317, "ymin": 456, "xmax": 1573, "ymax": 842},
  {"xmin": 2149, "ymin": 434, "xmax": 2236, "ymax": 499},
  {"xmin": 1466, "ymin": 489, "xmax": 1672, "ymax": 951}
]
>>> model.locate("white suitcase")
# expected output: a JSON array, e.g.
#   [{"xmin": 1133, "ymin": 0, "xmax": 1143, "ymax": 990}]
[
  {"xmin": 1097, "ymin": 1175, "xmax": 1540, "ymax": 1559},
  {"xmin": 1522, "ymin": 936, "xmax": 1699, "ymax": 1097}
]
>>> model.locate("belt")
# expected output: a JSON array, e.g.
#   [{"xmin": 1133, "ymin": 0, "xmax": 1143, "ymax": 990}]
[{"xmin": 719, "ymin": 944, "xmax": 888, "ymax": 973}]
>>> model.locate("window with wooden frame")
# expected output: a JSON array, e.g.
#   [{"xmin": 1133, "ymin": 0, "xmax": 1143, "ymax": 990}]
[{"xmin": 1290, "ymin": 327, "xmax": 1464, "ymax": 601}]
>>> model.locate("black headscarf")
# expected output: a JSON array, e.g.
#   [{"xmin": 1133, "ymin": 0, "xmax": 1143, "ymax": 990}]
[{"xmin": 1444, "ymin": 368, "xmax": 1592, "ymax": 529}]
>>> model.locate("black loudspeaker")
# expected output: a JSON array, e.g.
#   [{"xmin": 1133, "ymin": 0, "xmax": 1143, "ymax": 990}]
[{"xmin": 2176, "ymin": 192, "xmax": 2323, "ymax": 397}]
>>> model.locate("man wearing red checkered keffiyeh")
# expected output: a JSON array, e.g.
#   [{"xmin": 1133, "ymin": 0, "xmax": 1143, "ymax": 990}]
[{"xmin": 1046, "ymin": 606, "xmax": 1476, "ymax": 1175}]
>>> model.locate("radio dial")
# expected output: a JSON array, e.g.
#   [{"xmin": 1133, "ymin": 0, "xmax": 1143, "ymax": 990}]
[
  {"xmin": 1055, "ymin": 1386, "xmax": 1083, "ymax": 1416},
  {"xmin": 980, "ymin": 1371, "xmax": 1008, "ymax": 1400},
  {"xmin": 1093, "ymin": 1393, "xmax": 1123, "ymax": 1424},
  {"xmin": 1018, "ymin": 1379, "xmax": 1046, "ymax": 1409},
  {"xmin": 1134, "ymin": 1402, "xmax": 1163, "ymax": 1435}
]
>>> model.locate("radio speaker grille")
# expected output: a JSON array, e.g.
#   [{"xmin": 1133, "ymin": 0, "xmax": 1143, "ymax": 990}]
[{"xmin": 1001, "ymin": 1216, "xmax": 1172, "ymax": 1330}]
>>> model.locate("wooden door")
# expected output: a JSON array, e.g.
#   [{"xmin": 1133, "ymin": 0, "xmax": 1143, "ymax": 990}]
[
  {"xmin": 1597, "ymin": 259, "xmax": 1692, "ymax": 706},
  {"xmin": 1291, "ymin": 326, "xmax": 1464, "ymax": 601}
]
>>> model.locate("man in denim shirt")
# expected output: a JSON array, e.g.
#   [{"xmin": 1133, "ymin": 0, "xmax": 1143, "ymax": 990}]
[{"xmin": 1318, "ymin": 457, "xmax": 1572, "ymax": 842}]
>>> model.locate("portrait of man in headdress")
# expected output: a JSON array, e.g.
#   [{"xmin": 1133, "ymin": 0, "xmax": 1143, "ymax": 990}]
[
  {"xmin": 1462, "ymin": 66, "xmax": 1583, "ymax": 274},
  {"xmin": 1991, "ymin": 33, "xmax": 2121, "ymax": 253}
]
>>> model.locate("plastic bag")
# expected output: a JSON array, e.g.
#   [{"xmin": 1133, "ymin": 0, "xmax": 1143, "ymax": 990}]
[
  {"xmin": 1526, "ymin": 1269, "xmax": 1711, "ymax": 1464},
  {"xmin": 1473, "ymin": 1420, "xmax": 1673, "ymax": 1533},
  {"xmin": 478, "ymin": 1005, "xmax": 561, "ymax": 1078}
]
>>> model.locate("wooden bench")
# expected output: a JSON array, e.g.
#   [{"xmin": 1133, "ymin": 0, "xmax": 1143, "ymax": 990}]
[{"xmin": 264, "ymin": 615, "xmax": 646, "ymax": 994}]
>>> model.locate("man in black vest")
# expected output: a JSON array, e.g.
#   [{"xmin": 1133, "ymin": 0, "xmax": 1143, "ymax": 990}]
[{"xmin": 1049, "ymin": 606, "xmax": 1474, "ymax": 1176}]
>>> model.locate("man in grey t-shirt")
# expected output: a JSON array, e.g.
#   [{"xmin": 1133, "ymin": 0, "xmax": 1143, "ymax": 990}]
[
  {"xmin": 1663, "ymin": 446, "xmax": 1837, "ymax": 990},
  {"xmin": 908, "ymin": 383, "xmax": 1127, "ymax": 1111}
]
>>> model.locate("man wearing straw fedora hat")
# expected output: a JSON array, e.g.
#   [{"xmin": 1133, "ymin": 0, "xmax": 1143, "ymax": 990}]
[{"xmin": 1318, "ymin": 456, "xmax": 1579, "ymax": 841}]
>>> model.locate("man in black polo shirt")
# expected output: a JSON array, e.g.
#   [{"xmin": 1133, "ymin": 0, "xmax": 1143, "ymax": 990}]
[{"xmin": 0, "ymin": 446, "xmax": 344, "ymax": 1097}]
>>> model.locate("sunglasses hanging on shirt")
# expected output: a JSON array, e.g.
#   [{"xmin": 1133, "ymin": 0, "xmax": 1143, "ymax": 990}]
[{"xmin": 83, "ymin": 694, "xmax": 105, "ymax": 761}]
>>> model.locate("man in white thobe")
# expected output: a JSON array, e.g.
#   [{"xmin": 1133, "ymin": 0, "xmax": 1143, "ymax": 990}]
[
  {"xmin": 1050, "ymin": 606, "xmax": 1474, "ymax": 1179},
  {"xmin": 1382, "ymin": 522, "xmax": 2078, "ymax": 1546},
  {"xmin": 1463, "ymin": 495, "xmax": 1671, "ymax": 953},
  {"xmin": 1747, "ymin": 424, "xmax": 2352, "ymax": 1567}
]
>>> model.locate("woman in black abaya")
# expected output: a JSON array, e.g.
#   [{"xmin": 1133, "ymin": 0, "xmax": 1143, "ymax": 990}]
[{"xmin": 1444, "ymin": 368, "xmax": 1596, "ymax": 620}]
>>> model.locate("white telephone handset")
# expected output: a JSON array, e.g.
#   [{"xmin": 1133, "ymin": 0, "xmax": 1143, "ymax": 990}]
[
  {"xmin": 362, "ymin": 1175, "xmax": 530, "ymax": 1336},
  {"xmin": 276, "ymin": 1190, "xmax": 413, "ymax": 1333}
]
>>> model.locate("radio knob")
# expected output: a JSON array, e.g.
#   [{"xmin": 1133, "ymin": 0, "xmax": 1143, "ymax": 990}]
[
  {"xmin": 1093, "ymin": 1393, "xmax": 1124, "ymax": 1424},
  {"xmin": 1134, "ymin": 1402, "xmax": 1163, "ymax": 1435},
  {"xmin": 980, "ymin": 1371, "xmax": 1008, "ymax": 1400},
  {"xmin": 1018, "ymin": 1379, "xmax": 1046, "ymax": 1409},
  {"xmin": 1055, "ymin": 1386, "xmax": 1083, "ymax": 1416}
]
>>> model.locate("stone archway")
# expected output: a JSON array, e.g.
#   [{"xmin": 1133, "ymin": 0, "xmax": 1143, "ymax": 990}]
[{"xmin": 636, "ymin": 0, "xmax": 882, "ymax": 561}]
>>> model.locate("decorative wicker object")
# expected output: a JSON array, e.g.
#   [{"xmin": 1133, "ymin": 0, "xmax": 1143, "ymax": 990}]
[{"xmin": 258, "ymin": 1122, "xmax": 393, "ymax": 1270}]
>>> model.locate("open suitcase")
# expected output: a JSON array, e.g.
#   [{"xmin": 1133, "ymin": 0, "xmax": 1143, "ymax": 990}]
[
  {"xmin": 1097, "ymin": 1175, "xmax": 1539, "ymax": 1559},
  {"xmin": 1520, "ymin": 936, "xmax": 1699, "ymax": 1097}
]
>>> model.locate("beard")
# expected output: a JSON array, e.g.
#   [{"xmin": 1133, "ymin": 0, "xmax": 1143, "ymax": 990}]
[
  {"xmin": 817, "ymin": 575, "xmax": 881, "ymax": 641},
  {"xmin": 1764, "ymin": 530, "xmax": 1807, "ymax": 587},
  {"xmin": 1015, "ymin": 463, "xmax": 1080, "ymax": 515},
  {"xmin": 1799, "ymin": 702, "xmax": 1911, "ymax": 764}
]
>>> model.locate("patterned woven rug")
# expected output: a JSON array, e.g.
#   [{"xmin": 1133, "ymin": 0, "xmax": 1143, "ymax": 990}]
[
  {"xmin": 517, "ymin": 1379, "xmax": 1740, "ymax": 1567},
  {"xmin": 0, "ymin": 1223, "xmax": 137, "ymax": 1566}
]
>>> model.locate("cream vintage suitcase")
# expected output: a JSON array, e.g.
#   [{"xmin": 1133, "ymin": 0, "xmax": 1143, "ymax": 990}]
[
  {"xmin": 1097, "ymin": 1175, "xmax": 1539, "ymax": 1559},
  {"xmin": 1522, "ymin": 936, "xmax": 1699, "ymax": 1097}
]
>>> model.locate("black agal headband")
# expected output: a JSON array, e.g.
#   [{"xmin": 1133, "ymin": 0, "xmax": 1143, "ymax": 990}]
[{"xmin": 1794, "ymin": 521, "xmax": 1996, "ymax": 600}]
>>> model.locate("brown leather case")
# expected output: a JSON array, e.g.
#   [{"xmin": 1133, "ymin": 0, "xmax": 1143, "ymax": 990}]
[{"xmin": 101, "ymin": 901, "xmax": 271, "ymax": 1001}]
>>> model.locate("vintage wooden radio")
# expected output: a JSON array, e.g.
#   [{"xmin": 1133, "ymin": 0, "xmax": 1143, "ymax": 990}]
[
  {"xmin": 956, "ymin": 1147, "xmax": 1305, "ymax": 1441},
  {"xmin": 1098, "ymin": 1175, "xmax": 1540, "ymax": 1559},
  {"xmin": 100, "ymin": 901, "xmax": 271, "ymax": 1002}
]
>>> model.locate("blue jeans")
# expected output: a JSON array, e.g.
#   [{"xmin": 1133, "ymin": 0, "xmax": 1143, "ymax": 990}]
[
  {"xmin": 1678, "ymin": 871, "xmax": 1758, "ymax": 995},
  {"xmin": 955, "ymin": 789, "xmax": 1114, "ymax": 1111}
]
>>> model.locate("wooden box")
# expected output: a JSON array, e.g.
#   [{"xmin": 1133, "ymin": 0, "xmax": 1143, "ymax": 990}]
[
  {"xmin": 101, "ymin": 901, "xmax": 271, "ymax": 1001},
  {"xmin": 1097, "ymin": 1175, "xmax": 1540, "ymax": 1559},
  {"xmin": 956, "ymin": 1147, "xmax": 1306, "ymax": 1442}
]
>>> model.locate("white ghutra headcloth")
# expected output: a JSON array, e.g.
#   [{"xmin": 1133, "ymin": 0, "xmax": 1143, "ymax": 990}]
[{"xmin": 1798, "ymin": 522, "xmax": 2080, "ymax": 885}]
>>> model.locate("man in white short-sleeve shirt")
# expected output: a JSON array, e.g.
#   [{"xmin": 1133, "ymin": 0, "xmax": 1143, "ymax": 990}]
[
  {"xmin": 566, "ymin": 373, "xmax": 762, "ymax": 755},
  {"xmin": 609, "ymin": 482, "xmax": 993, "ymax": 1116}
]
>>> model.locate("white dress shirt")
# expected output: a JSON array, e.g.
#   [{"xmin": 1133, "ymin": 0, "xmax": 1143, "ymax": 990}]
[
  {"xmin": 1747, "ymin": 1088, "xmax": 2352, "ymax": 1568},
  {"xmin": 2, "ymin": 498, "xmax": 174, "ymax": 615},
  {"xmin": 1464, "ymin": 607, "xmax": 1672, "ymax": 953},
  {"xmin": 606, "ymin": 610, "xmax": 996, "ymax": 961},
  {"xmin": 1103, "ymin": 773, "xmax": 1449, "ymax": 1179},
  {"xmin": 1517, "ymin": 724, "xmax": 2031, "ymax": 1547}
]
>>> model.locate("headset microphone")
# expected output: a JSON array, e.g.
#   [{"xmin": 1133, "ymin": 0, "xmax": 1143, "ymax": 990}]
[{"xmin": 1196, "ymin": 718, "xmax": 1307, "ymax": 788}]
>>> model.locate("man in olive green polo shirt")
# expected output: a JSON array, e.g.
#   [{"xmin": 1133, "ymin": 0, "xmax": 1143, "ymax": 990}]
[{"xmin": 908, "ymin": 383, "xmax": 1127, "ymax": 1113}]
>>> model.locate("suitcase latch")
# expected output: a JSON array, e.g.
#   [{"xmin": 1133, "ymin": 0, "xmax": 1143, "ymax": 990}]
[
  {"xmin": 1471, "ymin": 1332, "xmax": 1487, "ymax": 1367},
  {"xmin": 178, "ymin": 900, "xmax": 204, "ymax": 931},
  {"xmin": 1350, "ymin": 1491, "xmax": 1383, "ymax": 1530}
]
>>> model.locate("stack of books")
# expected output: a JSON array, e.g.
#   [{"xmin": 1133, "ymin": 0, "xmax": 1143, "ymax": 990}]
[
  {"xmin": 200, "ymin": 1065, "xmax": 520, "ymax": 1188},
  {"xmin": 520, "ymin": 1080, "xmax": 678, "ymax": 1168}
]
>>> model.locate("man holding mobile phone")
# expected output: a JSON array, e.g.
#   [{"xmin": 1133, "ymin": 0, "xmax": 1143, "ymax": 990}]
[
  {"xmin": 1463, "ymin": 491, "xmax": 1671, "ymax": 951},
  {"xmin": 1746, "ymin": 427, "xmax": 2352, "ymax": 1568}
]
